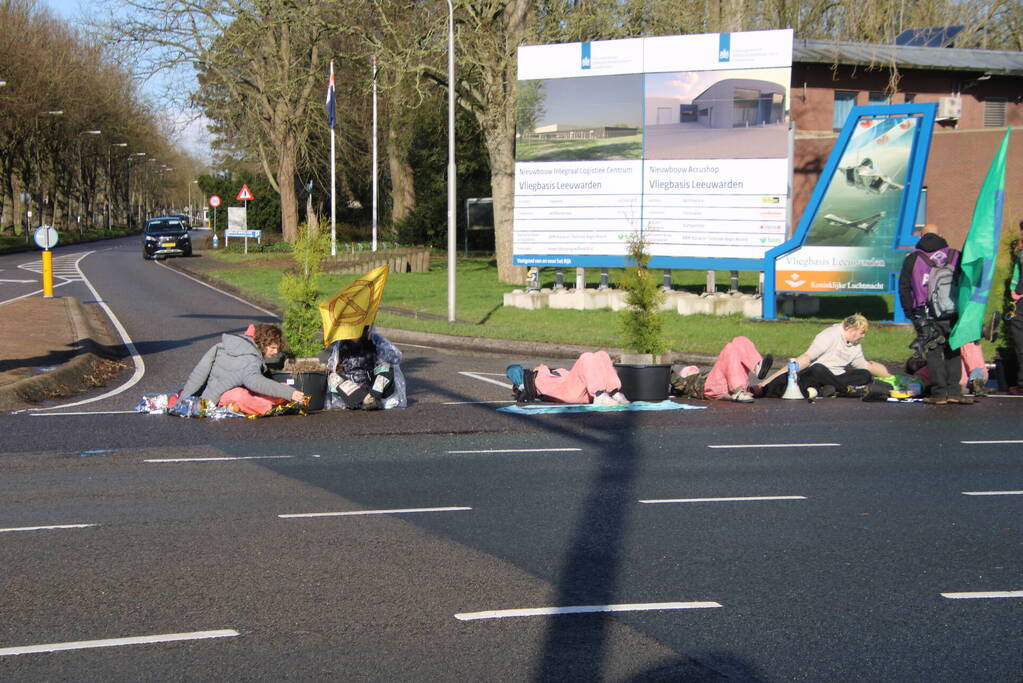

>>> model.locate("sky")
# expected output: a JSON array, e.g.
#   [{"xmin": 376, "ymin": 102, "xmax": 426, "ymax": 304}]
[{"xmin": 41, "ymin": 0, "xmax": 214, "ymax": 165}]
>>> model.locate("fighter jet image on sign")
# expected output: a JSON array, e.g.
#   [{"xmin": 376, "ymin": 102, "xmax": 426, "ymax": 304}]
[
  {"xmin": 823, "ymin": 211, "xmax": 886, "ymax": 234},
  {"xmin": 838, "ymin": 158, "xmax": 904, "ymax": 195}
]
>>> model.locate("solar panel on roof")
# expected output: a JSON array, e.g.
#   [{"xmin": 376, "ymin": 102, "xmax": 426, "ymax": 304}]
[{"xmin": 895, "ymin": 26, "xmax": 964, "ymax": 48}]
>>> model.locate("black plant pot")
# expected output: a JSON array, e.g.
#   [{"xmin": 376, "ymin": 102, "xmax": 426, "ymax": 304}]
[
  {"xmin": 272, "ymin": 371, "xmax": 327, "ymax": 410},
  {"xmin": 613, "ymin": 363, "xmax": 671, "ymax": 402}
]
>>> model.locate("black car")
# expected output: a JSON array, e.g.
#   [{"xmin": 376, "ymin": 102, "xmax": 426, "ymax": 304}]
[{"xmin": 143, "ymin": 217, "xmax": 192, "ymax": 259}]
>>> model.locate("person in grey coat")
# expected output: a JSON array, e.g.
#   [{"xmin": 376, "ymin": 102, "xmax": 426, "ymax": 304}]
[{"xmin": 180, "ymin": 323, "xmax": 305, "ymax": 404}]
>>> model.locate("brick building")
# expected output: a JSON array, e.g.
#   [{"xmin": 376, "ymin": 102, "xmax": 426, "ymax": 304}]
[{"xmin": 790, "ymin": 38, "xmax": 1023, "ymax": 248}]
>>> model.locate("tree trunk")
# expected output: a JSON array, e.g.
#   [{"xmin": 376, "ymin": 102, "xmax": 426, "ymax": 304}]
[
  {"xmin": 386, "ymin": 123, "xmax": 415, "ymax": 226},
  {"xmin": 487, "ymin": 131, "xmax": 524, "ymax": 285},
  {"xmin": 275, "ymin": 133, "xmax": 300, "ymax": 241}
]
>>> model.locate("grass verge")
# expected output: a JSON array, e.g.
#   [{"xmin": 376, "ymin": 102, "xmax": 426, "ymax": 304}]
[{"xmin": 191, "ymin": 251, "xmax": 969, "ymax": 365}]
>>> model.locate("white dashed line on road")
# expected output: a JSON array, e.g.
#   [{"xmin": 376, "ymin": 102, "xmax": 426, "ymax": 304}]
[
  {"xmin": 0, "ymin": 629, "xmax": 239, "ymax": 656},
  {"xmin": 144, "ymin": 455, "xmax": 295, "ymax": 463},
  {"xmin": 447, "ymin": 448, "xmax": 582, "ymax": 454},
  {"xmin": 279, "ymin": 507, "xmax": 471, "ymax": 518},
  {"xmin": 455, "ymin": 601, "xmax": 722, "ymax": 621},
  {"xmin": 962, "ymin": 490, "xmax": 1023, "ymax": 496},
  {"xmin": 0, "ymin": 524, "xmax": 97, "ymax": 533},
  {"xmin": 941, "ymin": 591, "xmax": 1023, "ymax": 600},
  {"xmin": 639, "ymin": 496, "xmax": 807, "ymax": 504},
  {"xmin": 458, "ymin": 371, "xmax": 513, "ymax": 389},
  {"xmin": 708, "ymin": 443, "xmax": 840, "ymax": 449},
  {"xmin": 961, "ymin": 439, "xmax": 1023, "ymax": 444}
]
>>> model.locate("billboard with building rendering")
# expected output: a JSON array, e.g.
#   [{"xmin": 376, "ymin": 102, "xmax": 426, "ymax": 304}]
[{"xmin": 514, "ymin": 29, "xmax": 793, "ymax": 269}]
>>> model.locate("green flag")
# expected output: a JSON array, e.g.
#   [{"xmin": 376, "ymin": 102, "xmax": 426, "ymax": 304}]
[{"xmin": 949, "ymin": 129, "xmax": 1010, "ymax": 350}]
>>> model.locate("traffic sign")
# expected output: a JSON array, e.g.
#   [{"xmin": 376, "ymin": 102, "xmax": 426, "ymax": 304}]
[
  {"xmin": 236, "ymin": 184, "xmax": 254, "ymax": 201},
  {"xmin": 209, "ymin": 195, "xmax": 222, "ymax": 208},
  {"xmin": 33, "ymin": 225, "xmax": 59, "ymax": 250}
]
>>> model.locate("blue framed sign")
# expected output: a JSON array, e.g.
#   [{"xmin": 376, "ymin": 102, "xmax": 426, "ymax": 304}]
[{"xmin": 762, "ymin": 103, "xmax": 937, "ymax": 320}]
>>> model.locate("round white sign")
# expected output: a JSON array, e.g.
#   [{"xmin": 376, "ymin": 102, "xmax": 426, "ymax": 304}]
[
  {"xmin": 209, "ymin": 195, "xmax": 222, "ymax": 208},
  {"xmin": 33, "ymin": 225, "xmax": 59, "ymax": 250}
]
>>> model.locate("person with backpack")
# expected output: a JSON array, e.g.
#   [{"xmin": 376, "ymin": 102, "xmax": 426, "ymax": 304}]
[{"xmin": 899, "ymin": 223, "xmax": 971, "ymax": 405}]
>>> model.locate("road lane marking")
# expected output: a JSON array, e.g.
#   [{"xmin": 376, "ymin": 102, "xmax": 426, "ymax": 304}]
[
  {"xmin": 639, "ymin": 496, "xmax": 807, "ymax": 504},
  {"xmin": 0, "ymin": 629, "xmax": 239, "ymax": 656},
  {"xmin": 455, "ymin": 601, "xmax": 721, "ymax": 621},
  {"xmin": 447, "ymin": 448, "xmax": 582, "ymax": 454},
  {"xmin": 279, "ymin": 507, "xmax": 471, "ymax": 518},
  {"xmin": 941, "ymin": 591, "xmax": 1023, "ymax": 600},
  {"xmin": 962, "ymin": 490, "xmax": 1023, "ymax": 496},
  {"xmin": 0, "ymin": 524, "xmax": 97, "ymax": 533},
  {"xmin": 444, "ymin": 400, "xmax": 516, "ymax": 405},
  {"xmin": 144, "ymin": 455, "xmax": 295, "ymax": 463},
  {"xmin": 459, "ymin": 371, "xmax": 512, "ymax": 389},
  {"xmin": 30, "ymin": 410, "xmax": 138, "ymax": 416},
  {"xmin": 157, "ymin": 260, "xmax": 277, "ymax": 317},
  {"xmin": 962, "ymin": 439, "xmax": 1023, "ymax": 444},
  {"xmin": 708, "ymin": 443, "xmax": 840, "ymax": 449}
]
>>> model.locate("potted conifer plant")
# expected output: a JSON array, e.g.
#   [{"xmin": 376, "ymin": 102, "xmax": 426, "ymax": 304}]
[
  {"xmin": 275, "ymin": 222, "xmax": 329, "ymax": 409},
  {"xmin": 613, "ymin": 232, "xmax": 671, "ymax": 401}
]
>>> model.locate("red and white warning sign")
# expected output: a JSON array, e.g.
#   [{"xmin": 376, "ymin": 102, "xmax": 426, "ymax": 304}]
[{"xmin": 236, "ymin": 184, "xmax": 255, "ymax": 201}]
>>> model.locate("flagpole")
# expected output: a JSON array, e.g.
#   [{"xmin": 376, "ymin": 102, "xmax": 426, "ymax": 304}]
[
  {"xmin": 329, "ymin": 60, "xmax": 337, "ymax": 258},
  {"xmin": 372, "ymin": 55, "xmax": 378, "ymax": 252}
]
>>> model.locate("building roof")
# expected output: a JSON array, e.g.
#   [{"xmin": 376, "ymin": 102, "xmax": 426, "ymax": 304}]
[{"xmin": 793, "ymin": 38, "xmax": 1023, "ymax": 77}]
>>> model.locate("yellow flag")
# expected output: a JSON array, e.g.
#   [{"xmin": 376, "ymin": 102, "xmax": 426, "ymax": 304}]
[{"xmin": 318, "ymin": 265, "xmax": 389, "ymax": 344}]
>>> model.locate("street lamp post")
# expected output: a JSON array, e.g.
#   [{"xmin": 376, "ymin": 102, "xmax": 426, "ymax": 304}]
[
  {"xmin": 107, "ymin": 142, "xmax": 127, "ymax": 231},
  {"xmin": 446, "ymin": 0, "xmax": 457, "ymax": 323}
]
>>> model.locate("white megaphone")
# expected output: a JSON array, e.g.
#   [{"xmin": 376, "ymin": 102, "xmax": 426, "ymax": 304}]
[{"xmin": 781, "ymin": 358, "xmax": 804, "ymax": 400}]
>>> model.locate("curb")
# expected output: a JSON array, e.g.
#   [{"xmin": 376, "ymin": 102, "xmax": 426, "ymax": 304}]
[
  {"xmin": 0, "ymin": 297, "xmax": 113, "ymax": 410},
  {"xmin": 167, "ymin": 256, "xmax": 719, "ymax": 366}
]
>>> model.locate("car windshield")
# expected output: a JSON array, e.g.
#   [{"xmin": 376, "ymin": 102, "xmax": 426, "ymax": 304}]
[{"xmin": 146, "ymin": 220, "xmax": 186, "ymax": 234}]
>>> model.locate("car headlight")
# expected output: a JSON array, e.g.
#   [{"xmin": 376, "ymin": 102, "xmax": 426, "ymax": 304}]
[{"xmin": 145, "ymin": 235, "xmax": 157, "ymax": 241}]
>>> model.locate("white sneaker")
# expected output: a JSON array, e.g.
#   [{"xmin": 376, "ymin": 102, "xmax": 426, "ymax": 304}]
[
  {"xmin": 806, "ymin": 387, "xmax": 818, "ymax": 400},
  {"xmin": 593, "ymin": 392, "xmax": 619, "ymax": 408},
  {"xmin": 610, "ymin": 391, "xmax": 631, "ymax": 406},
  {"xmin": 730, "ymin": 389, "xmax": 754, "ymax": 403}
]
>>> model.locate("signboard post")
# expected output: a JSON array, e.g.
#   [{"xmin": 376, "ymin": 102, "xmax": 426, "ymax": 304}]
[
  {"xmin": 33, "ymin": 225, "xmax": 59, "ymax": 297},
  {"xmin": 226, "ymin": 207, "xmax": 260, "ymax": 254},
  {"xmin": 209, "ymin": 195, "xmax": 222, "ymax": 248}
]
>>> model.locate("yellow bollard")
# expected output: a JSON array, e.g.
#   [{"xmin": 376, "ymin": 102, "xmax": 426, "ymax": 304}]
[{"xmin": 42, "ymin": 249, "xmax": 53, "ymax": 298}]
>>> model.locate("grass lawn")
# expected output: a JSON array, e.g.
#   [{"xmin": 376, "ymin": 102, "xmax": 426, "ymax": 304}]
[{"xmin": 193, "ymin": 251, "xmax": 972, "ymax": 366}]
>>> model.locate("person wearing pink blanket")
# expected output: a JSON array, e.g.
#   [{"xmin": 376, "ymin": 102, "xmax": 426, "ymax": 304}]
[
  {"xmin": 670, "ymin": 336, "xmax": 773, "ymax": 402},
  {"xmin": 530, "ymin": 351, "xmax": 630, "ymax": 407}
]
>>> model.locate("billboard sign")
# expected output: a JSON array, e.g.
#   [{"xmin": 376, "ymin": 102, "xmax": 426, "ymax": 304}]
[
  {"xmin": 763, "ymin": 103, "xmax": 938, "ymax": 319},
  {"xmin": 514, "ymin": 29, "xmax": 793, "ymax": 269}
]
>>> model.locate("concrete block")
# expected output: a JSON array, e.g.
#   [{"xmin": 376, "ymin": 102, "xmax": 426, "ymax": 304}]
[{"xmin": 504, "ymin": 289, "xmax": 549, "ymax": 310}]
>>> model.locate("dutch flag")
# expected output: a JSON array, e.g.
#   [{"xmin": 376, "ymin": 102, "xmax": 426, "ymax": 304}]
[{"xmin": 326, "ymin": 60, "xmax": 336, "ymax": 130}]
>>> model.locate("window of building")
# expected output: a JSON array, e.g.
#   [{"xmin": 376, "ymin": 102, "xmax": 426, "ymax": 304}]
[
  {"xmin": 904, "ymin": 93, "xmax": 917, "ymax": 103},
  {"xmin": 868, "ymin": 91, "xmax": 891, "ymax": 105},
  {"xmin": 833, "ymin": 91, "xmax": 857, "ymax": 130},
  {"xmin": 984, "ymin": 98, "xmax": 1007, "ymax": 127}
]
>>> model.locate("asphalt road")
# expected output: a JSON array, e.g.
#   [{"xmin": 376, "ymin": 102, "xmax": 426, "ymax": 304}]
[{"xmin": 1, "ymin": 234, "xmax": 1021, "ymax": 681}]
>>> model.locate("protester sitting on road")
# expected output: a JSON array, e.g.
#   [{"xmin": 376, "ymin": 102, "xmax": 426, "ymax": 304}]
[
  {"xmin": 670, "ymin": 336, "xmax": 773, "ymax": 403},
  {"xmin": 507, "ymin": 351, "xmax": 629, "ymax": 407},
  {"xmin": 325, "ymin": 325, "xmax": 405, "ymax": 410},
  {"xmin": 909, "ymin": 340, "xmax": 989, "ymax": 397},
  {"xmin": 180, "ymin": 323, "xmax": 305, "ymax": 413},
  {"xmin": 760, "ymin": 314, "xmax": 889, "ymax": 399}
]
